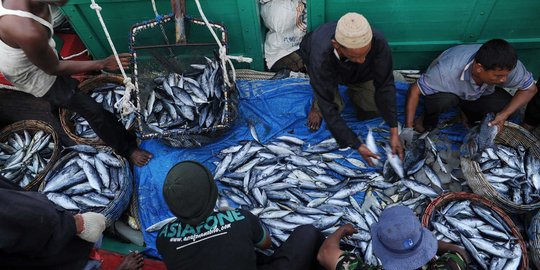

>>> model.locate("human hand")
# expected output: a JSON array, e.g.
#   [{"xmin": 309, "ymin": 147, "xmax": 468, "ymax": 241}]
[
  {"xmin": 391, "ymin": 129, "xmax": 404, "ymax": 160},
  {"xmin": 358, "ymin": 144, "xmax": 380, "ymax": 167},
  {"xmin": 102, "ymin": 53, "xmax": 131, "ymax": 71},
  {"xmin": 488, "ymin": 112, "xmax": 508, "ymax": 133},
  {"xmin": 337, "ymin": 223, "xmax": 357, "ymax": 239}
]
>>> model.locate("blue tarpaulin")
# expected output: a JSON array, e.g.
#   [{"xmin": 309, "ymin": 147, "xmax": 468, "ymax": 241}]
[{"xmin": 135, "ymin": 78, "xmax": 466, "ymax": 258}]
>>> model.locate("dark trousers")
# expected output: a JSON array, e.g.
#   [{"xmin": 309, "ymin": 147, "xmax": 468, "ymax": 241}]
[
  {"xmin": 524, "ymin": 79, "xmax": 540, "ymax": 126},
  {"xmin": 41, "ymin": 76, "xmax": 137, "ymax": 158},
  {"xmin": 423, "ymin": 87, "xmax": 513, "ymax": 130},
  {"xmin": 257, "ymin": 225, "xmax": 325, "ymax": 270},
  {"xmin": 0, "ymin": 177, "xmax": 93, "ymax": 270}
]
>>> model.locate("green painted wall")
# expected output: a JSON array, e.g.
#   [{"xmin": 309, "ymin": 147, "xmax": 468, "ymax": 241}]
[
  {"xmin": 61, "ymin": 0, "xmax": 265, "ymax": 69},
  {"xmin": 307, "ymin": 0, "xmax": 540, "ymax": 76},
  {"xmin": 62, "ymin": 0, "xmax": 540, "ymax": 76}
]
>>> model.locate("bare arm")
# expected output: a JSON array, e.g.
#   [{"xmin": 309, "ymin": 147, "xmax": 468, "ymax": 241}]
[
  {"xmin": 6, "ymin": 16, "xmax": 129, "ymax": 76},
  {"xmin": 317, "ymin": 224, "xmax": 357, "ymax": 270},
  {"xmin": 490, "ymin": 84, "xmax": 538, "ymax": 130},
  {"xmin": 405, "ymin": 83, "xmax": 422, "ymax": 128},
  {"xmin": 255, "ymin": 225, "xmax": 272, "ymax": 250}
]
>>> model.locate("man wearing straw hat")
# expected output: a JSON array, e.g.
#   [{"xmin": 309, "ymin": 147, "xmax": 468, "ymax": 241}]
[
  {"xmin": 297, "ymin": 12, "xmax": 403, "ymax": 166},
  {"xmin": 0, "ymin": 0, "xmax": 153, "ymax": 166},
  {"xmin": 317, "ymin": 206, "xmax": 470, "ymax": 270},
  {"xmin": 156, "ymin": 161, "xmax": 325, "ymax": 270}
]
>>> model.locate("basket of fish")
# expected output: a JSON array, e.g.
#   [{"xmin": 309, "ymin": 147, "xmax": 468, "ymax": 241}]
[
  {"xmin": 0, "ymin": 120, "xmax": 60, "ymax": 190},
  {"xmin": 528, "ymin": 209, "xmax": 540, "ymax": 270},
  {"xmin": 130, "ymin": 15, "xmax": 238, "ymax": 148},
  {"xmin": 461, "ymin": 115, "xmax": 540, "ymax": 213},
  {"xmin": 422, "ymin": 192, "xmax": 528, "ymax": 270},
  {"xmin": 59, "ymin": 74, "xmax": 137, "ymax": 146},
  {"xmin": 39, "ymin": 145, "xmax": 133, "ymax": 227}
]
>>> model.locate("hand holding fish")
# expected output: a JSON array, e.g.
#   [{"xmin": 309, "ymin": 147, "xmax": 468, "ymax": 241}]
[
  {"xmin": 488, "ymin": 112, "xmax": 507, "ymax": 133},
  {"xmin": 358, "ymin": 144, "xmax": 380, "ymax": 167},
  {"xmin": 101, "ymin": 53, "xmax": 131, "ymax": 71},
  {"xmin": 390, "ymin": 128, "xmax": 404, "ymax": 160}
]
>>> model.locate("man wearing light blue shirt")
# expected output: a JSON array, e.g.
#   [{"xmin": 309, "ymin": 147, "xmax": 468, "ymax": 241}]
[{"xmin": 404, "ymin": 39, "xmax": 537, "ymax": 133}]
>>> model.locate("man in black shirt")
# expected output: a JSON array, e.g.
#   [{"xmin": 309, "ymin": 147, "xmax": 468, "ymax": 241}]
[
  {"xmin": 156, "ymin": 161, "xmax": 325, "ymax": 270},
  {"xmin": 298, "ymin": 13, "xmax": 403, "ymax": 164}
]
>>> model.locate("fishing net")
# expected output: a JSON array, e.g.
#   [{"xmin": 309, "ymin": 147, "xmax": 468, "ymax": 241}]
[{"xmin": 129, "ymin": 15, "xmax": 238, "ymax": 148}]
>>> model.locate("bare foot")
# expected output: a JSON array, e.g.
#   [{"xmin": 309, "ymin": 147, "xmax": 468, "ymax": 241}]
[
  {"xmin": 414, "ymin": 116, "xmax": 426, "ymax": 133},
  {"xmin": 307, "ymin": 104, "xmax": 322, "ymax": 131},
  {"xmin": 116, "ymin": 252, "xmax": 144, "ymax": 270},
  {"xmin": 130, "ymin": 148, "xmax": 153, "ymax": 167}
]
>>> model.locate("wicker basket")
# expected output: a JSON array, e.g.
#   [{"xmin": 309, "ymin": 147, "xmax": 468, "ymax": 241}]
[
  {"xmin": 529, "ymin": 210, "xmax": 540, "ymax": 270},
  {"xmin": 461, "ymin": 122, "xmax": 540, "ymax": 213},
  {"xmin": 128, "ymin": 185, "xmax": 142, "ymax": 230},
  {"xmin": 59, "ymin": 74, "xmax": 129, "ymax": 146},
  {"xmin": 0, "ymin": 120, "xmax": 60, "ymax": 191},
  {"xmin": 39, "ymin": 146, "xmax": 133, "ymax": 227},
  {"xmin": 422, "ymin": 192, "xmax": 528, "ymax": 270}
]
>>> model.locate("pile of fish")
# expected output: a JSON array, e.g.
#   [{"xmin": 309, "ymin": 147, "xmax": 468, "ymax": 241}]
[
  {"xmin": 41, "ymin": 145, "xmax": 127, "ymax": 213},
  {"xmin": 382, "ymin": 129, "xmax": 466, "ymax": 214},
  {"xmin": 0, "ymin": 130, "xmax": 54, "ymax": 188},
  {"xmin": 208, "ymin": 123, "xmax": 466, "ymax": 265},
  {"xmin": 429, "ymin": 199, "xmax": 522, "ymax": 270},
  {"xmin": 477, "ymin": 143, "xmax": 540, "ymax": 204},
  {"xmin": 143, "ymin": 58, "xmax": 230, "ymax": 135},
  {"xmin": 462, "ymin": 113, "xmax": 540, "ymax": 205},
  {"xmin": 71, "ymin": 83, "xmax": 137, "ymax": 139}
]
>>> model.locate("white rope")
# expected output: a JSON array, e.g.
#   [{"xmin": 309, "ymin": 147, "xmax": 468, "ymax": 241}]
[
  {"xmin": 150, "ymin": 0, "xmax": 159, "ymax": 16},
  {"xmin": 61, "ymin": 49, "xmax": 88, "ymax": 60},
  {"xmin": 90, "ymin": 0, "xmax": 137, "ymax": 117},
  {"xmin": 194, "ymin": 0, "xmax": 253, "ymax": 88}
]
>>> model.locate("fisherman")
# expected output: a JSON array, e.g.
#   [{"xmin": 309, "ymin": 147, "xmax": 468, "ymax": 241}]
[
  {"xmin": 297, "ymin": 12, "xmax": 403, "ymax": 165},
  {"xmin": 156, "ymin": 161, "xmax": 325, "ymax": 270},
  {"xmin": 0, "ymin": 0, "xmax": 153, "ymax": 166},
  {"xmin": 522, "ymin": 77, "xmax": 540, "ymax": 131},
  {"xmin": 0, "ymin": 188, "xmax": 102, "ymax": 269},
  {"xmin": 0, "ymin": 178, "xmax": 145, "ymax": 270},
  {"xmin": 317, "ymin": 206, "xmax": 470, "ymax": 270},
  {"xmin": 403, "ymin": 39, "xmax": 537, "ymax": 139}
]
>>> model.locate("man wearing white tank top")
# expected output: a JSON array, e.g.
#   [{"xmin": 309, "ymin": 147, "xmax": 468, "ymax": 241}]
[{"xmin": 0, "ymin": 0, "xmax": 152, "ymax": 166}]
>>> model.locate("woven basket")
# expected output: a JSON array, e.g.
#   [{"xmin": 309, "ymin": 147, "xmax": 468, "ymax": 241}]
[
  {"xmin": 422, "ymin": 192, "xmax": 528, "ymax": 270},
  {"xmin": 59, "ymin": 74, "xmax": 129, "ymax": 146},
  {"xmin": 128, "ymin": 185, "xmax": 142, "ymax": 230},
  {"xmin": 529, "ymin": 210, "xmax": 540, "ymax": 270},
  {"xmin": 461, "ymin": 122, "xmax": 540, "ymax": 213},
  {"xmin": 0, "ymin": 120, "xmax": 60, "ymax": 191},
  {"xmin": 39, "ymin": 146, "xmax": 133, "ymax": 227}
]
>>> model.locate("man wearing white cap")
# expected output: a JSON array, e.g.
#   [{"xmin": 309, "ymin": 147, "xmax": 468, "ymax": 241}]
[{"xmin": 298, "ymin": 12, "xmax": 403, "ymax": 164}]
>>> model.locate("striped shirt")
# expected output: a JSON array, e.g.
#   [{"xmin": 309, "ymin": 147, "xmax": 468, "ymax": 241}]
[{"xmin": 417, "ymin": 44, "xmax": 534, "ymax": 101}]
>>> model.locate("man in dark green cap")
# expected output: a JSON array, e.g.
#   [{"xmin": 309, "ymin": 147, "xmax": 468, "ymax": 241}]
[{"xmin": 156, "ymin": 161, "xmax": 325, "ymax": 270}]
